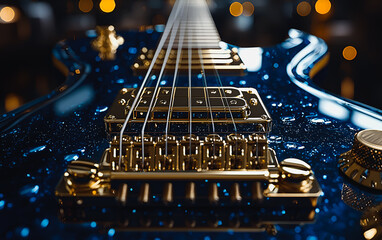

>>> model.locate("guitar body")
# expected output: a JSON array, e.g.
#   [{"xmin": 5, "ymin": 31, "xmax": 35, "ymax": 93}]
[{"xmin": 1, "ymin": 20, "xmax": 382, "ymax": 240}]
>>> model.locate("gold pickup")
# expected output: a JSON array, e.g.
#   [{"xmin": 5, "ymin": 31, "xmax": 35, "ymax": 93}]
[
  {"xmin": 132, "ymin": 48, "xmax": 247, "ymax": 76},
  {"xmin": 104, "ymin": 87, "xmax": 272, "ymax": 134}
]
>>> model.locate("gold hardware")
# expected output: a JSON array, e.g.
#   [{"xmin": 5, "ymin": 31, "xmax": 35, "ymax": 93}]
[
  {"xmin": 92, "ymin": 25, "xmax": 124, "ymax": 60},
  {"xmin": 225, "ymin": 133, "xmax": 247, "ymax": 170},
  {"xmin": 278, "ymin": 158, "xmax": 313, "ymax": 193},
  {"xmin": 109, "ymin": 133, "xmax": 271, "ymax": 172},
  {"xmin": 230, "ymin": 183, "xmax": 242, "ymax": 202},
  {"xmin": 105, "ymin": 87, "xmax": 272, "ymax": 128},
  {"xmin": 185, "ymin": 182, "xmax": 196, "ymax": 202},
  {"xmin": 208, "ymin": 183, "xmax": 219, "ymax": 203},
  {"xmin": 203, "ymin": 134, "xmax": 225, "ymax": 170},
  {"xmin": 138, "ymin": 183, "xmax": 150, "ymax": 203},
  {"xmin": 162, "ymin": 182, "xmax": 173, "ymax": 203},
  {"xmin": 339, "ymin": 129, "xmax": 382, "ymax": 191},
  {"xmin": 132, "ymin": 48, "xmax": 247, "ymax": 76}
]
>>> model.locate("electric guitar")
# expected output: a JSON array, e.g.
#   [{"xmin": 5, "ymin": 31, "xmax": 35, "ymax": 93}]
[{"xmin": 1, "ymin": 0, "xmax": 382, "ymax": 239}]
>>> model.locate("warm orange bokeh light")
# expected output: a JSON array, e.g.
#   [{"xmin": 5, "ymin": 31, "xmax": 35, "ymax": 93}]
[
  {"xmin": 230, "ymin": 2, "xmax": 243, "ymax": 17},
  {"xmin": 99, "ymin": 0, "xmax": 116, "ymax": 13},
  {"xmin": 242, "ymin": 2, "xmax": 254, "ymax": 17},
  {"xmin": 0, "ymin": 6, "xmax": 16, "ymax": 23},
  {"xmin": 341, "ymin": 77, "xmax": 354, "ymax": 99},
  {"xmin": 297, "ymin": 1, "xmax": 311, "ymax": 17},
  {"xmin": 79, "ymin": 0, "xmax": 93, "ymax": 13},
  {"xmin": 5, "ymin": 93, "xmax": 23, "ymax": 112},
  {"xmin": 315, "ymin": 0, "xmax": 331, "ymax": 15},
  {"xmin": 343, "ymin": 46, "xmax": 357, "ymax": 61}
]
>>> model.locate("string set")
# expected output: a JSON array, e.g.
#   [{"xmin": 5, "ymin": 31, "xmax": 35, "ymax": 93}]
[{"xmin": 118, "ymin": 0, "xmax": 239, "ymax": 170}]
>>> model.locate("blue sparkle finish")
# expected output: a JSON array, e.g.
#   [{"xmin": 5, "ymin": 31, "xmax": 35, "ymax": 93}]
[{"xmin": 1, "ymin": 28, "xmax": 382, "ymax": 240}]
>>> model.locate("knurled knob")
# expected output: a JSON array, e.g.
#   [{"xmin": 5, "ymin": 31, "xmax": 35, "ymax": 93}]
[
  {"xmin": 352, "ymin": 130, "xmax": 382, "ymax": 170},
  {"xmin": 338, "ymin": 129, "xmax": 382, "ymax": 191}
]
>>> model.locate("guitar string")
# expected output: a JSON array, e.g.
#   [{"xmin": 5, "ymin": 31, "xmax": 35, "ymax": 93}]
[
  {"xmin": 204, "ymin": 8, "xmax": 238, "ymax": 135},
  {"xmin": 200, "ymin": 0, "xmax": 239, "ymax": 168},
  {"xmin": 140, "ymin": 0, "xmax": 186, "ymax": 168},
  {"xmin": 196, "ymin": 3, "xmax": 217, "ymax": 165},
  {"xmin": 201, "ymin": 0, "xmax": 238, "ymax": 167},
  {"xmin": 200, "ymin": 0, "xmax": 240, "ymax": 167},
  {"xmin": 213, "ymin": 68, "xmax": 239, "ymax": 167},
  {"xmin": 212, "ymin": 69, "xmax": 238, "ymax": 132},
  {"xmin": 164, "ymin": 0, "xmax": 189, "ymax": 162},
  {"xmin": 187, "ymin": 2, "xmax": 193, "ymax": 165},
  {"xmin": 198, "ymin": 0, "xmax": 229, "ymax": 168},
  {"xmin": 201, "ymin": 5, "xmax": 248, "ymax": 169},
  {"xmin": 117, "ymin": 0, "xmax": 184, "ymax": 168}
]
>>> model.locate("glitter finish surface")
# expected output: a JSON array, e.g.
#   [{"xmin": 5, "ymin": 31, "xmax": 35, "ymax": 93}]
[{"xmin": 1, "ymin": 29, "xmax": 382, "ymax": 239}]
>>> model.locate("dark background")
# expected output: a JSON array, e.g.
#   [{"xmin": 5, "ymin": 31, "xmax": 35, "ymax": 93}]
[{"xmin": 1, "ymin": 0, "xmax": 381, "ymax": 114}]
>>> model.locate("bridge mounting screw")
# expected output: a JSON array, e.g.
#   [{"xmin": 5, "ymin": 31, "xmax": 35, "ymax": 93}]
[
  {"xmin": 250, "ymin": 98, "xmax": 258, "ymax": 106},
  {"xmin": 280, "ymin": 158, "xmax": 312, "ymax": 179},
  {"xmin": 196, "ymin": 100, "xmax": 203, "ymax": 104},
  {"xmin": 108, "ymin": 115, "xmax": 116, "ymax": 119},
  {"xmin": 119, "ymin": 99, "xmax": 126, "ymax": 105}
]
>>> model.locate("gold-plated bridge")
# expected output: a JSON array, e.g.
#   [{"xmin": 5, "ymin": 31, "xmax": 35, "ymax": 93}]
[{"xmin": 108, "ymin": 133, "xmax": 268, "ymax": 172}]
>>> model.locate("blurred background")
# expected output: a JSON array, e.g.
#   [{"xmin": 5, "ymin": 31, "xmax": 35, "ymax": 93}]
[{"xmin": 0, "ymin": 0, "xmax": 381, "ymax": 114}]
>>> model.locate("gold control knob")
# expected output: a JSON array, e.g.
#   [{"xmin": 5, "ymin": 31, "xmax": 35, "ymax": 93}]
[{"xmin": 339, "ymin": 129, "xmax": 382, "ymax": 191}]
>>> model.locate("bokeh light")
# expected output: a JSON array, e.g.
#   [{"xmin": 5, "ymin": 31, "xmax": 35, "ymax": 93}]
[
  {"xmin": 0, "ymin": 6, "xmax": 16, "ymax": 23},
  {"xmin": 341, "ymin": 77, "xmax": 354, "ymax": 99},
  {"xmin": 315, "ymin": 0, "xmax": 331, "ymax": 15},
  {"xmin": 79, "ymin": 0, "xmax": 93, "ymax": 13},
  {"xmin": 297, "ymin": 1, "xmax": 311, "ymax": 17},
  {"xmin": 343, "ymin": 46, "xmax": 357, "ymax": 61},
  {"xmin": 5, "ymin": 93, "xmax": 23, "ymax": 112},
  {"xmin": 229, "ymin": 2, "xmax": 243, "ymax": 17},
  {"xmin": 99, "ymin": 0, "xmax": 116, "ymax": 13},
  {"xmin": 242, "ymin": 2, "xmax": 254, "ymax": 17}
]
